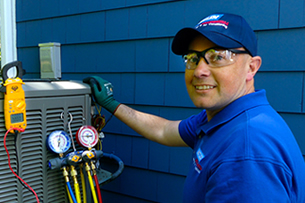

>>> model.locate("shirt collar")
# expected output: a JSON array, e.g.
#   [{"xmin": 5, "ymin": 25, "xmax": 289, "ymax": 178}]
[{"xmin": 196, "ymin": 89, "xmax": 269, "ymax": 135}]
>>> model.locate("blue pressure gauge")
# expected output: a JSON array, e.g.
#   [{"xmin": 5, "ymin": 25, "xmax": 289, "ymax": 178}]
[{"xmin": 47, "ymin": 130, "xmax": 71, "ymax": 154}]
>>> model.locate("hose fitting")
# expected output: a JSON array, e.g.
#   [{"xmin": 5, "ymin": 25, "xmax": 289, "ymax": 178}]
[{"xmin": 62, "ymin": 167, "xmax": 69, "ymax": 183}]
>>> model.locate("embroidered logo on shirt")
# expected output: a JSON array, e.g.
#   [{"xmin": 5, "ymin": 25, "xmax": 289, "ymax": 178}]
[
  {"xmin": 193, "ymin": 149, "xmax": 205, "ymax": 173},
  {"xmin": 193, "ymin": 158, "xmax": 202, "ymax": 173},
  {"xmin": 196, "ymin": 148, "xmax": 204, "ymax": 161}
]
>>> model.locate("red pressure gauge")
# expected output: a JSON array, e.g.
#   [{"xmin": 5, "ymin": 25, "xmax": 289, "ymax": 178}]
[{"xmin": 76, "ymin": 125, "xmax": 99, "ymax": 148}]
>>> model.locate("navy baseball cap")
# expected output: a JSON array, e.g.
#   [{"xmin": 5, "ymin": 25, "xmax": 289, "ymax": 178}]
[{"xmin": 172, "ymin": 13, "xmax": 257, "ymax": 56}]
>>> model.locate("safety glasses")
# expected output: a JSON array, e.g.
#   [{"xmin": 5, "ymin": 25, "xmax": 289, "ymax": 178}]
[{"xmin": 182, "ymin": 47, "xmax": 249, "ymax": 70}]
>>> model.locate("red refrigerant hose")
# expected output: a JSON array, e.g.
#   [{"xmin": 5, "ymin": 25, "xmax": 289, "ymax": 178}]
[{"xmin": 93, "ymin": 174, "xmax": 103, "ymax": 203}]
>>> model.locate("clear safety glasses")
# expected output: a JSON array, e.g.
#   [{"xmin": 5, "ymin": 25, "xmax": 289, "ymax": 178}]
[{"xmin": 182, "ymin": 47, "xmax": 249, "ymax": 70}]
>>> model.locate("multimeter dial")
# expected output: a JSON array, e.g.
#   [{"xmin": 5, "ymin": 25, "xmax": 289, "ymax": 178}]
[
  {"xmin": 76, "ymin": 125, "xmax": 99, "ymax": 148},
  {"xmin": 47, "ymin": 130, "xmax": 71, "ymax": 154}
]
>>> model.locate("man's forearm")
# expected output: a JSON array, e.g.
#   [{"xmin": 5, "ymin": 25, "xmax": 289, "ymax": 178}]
[{"xmin": 114, "ymin": 104, "xmax": 186, "ymax": 147}]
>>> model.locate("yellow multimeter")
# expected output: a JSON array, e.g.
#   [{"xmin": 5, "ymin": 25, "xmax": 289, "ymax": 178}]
[{"xmin": 0, "ymin": 61, "xmax": 27, "ymax": 132}]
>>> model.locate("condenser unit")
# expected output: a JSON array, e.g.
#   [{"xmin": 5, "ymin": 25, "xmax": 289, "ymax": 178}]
[{"xmin": 0, "ymin": 80, "xmax": 91, "ymax": 203}]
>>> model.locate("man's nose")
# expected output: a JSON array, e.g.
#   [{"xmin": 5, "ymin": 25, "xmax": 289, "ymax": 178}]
[{"xmin": 193, "ymin": 58, "xmax": 211, "ymax": 78}]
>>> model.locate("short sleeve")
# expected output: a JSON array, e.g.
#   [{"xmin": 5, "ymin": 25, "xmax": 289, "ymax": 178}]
[{"xmin": 179, "ymin": 110, "xmax": 207, "ymax": 149}]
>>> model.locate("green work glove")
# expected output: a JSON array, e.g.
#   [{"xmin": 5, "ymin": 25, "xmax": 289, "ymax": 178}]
[{"xmin": 83, "ymin": 76, "xmax": 121, "ymax": 114}]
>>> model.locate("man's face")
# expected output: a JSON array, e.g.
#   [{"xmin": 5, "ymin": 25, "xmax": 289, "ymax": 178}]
[{"xmin": 185, "ymin": 35, "xmax": 252, "ymax": 119}]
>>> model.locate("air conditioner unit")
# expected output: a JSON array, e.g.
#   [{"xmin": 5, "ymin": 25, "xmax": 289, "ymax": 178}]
[{"xmin": 0, "ymin": 80, "xmax": 91, "ymax": 203}]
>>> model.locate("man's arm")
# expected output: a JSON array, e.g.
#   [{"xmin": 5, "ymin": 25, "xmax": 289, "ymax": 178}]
[
  {"xmin": 114, "ymin": 104, "xmax": 187, "ymax": 146},
  {"xmin": 83, "ymin": 76, "xmax": 187, "ymax": 147}
]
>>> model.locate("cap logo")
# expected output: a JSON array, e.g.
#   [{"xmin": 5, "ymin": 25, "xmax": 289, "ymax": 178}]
[
  {"xmin": 199, "ymin": 14, "xmax": 223, "ymax": 23},
  {"xmin": 196, "ymin": 14, "xmax": 229, "ymax": 29}
]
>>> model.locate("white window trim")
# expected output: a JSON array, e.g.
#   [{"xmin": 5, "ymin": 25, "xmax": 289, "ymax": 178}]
[{"xmin": 0, "ymin": 0, "xmax": 17, "ymax": 77}]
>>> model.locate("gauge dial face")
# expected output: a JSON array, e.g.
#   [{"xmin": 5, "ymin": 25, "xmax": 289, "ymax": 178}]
[
  {"xmin": 47, "ymin": 130, "xmax": 71, "ymax": 154},
  {"xmin": 76, "ymin": 125, "xmax": 98, "ymax": 148}
]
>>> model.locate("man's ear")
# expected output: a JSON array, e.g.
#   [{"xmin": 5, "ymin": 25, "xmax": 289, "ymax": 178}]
[{"xmin": 246, "ymin": 56, "xmax": 262, "ymax": 81}]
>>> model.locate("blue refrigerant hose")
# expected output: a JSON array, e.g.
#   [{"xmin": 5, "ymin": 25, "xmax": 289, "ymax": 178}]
[
  {"xmin": 103, "ymin": 152, "xmax": 124, "ymax": 180},
  {"xmin": 67, "ymin": 182, "xmax": 77, "ymax": 203}
]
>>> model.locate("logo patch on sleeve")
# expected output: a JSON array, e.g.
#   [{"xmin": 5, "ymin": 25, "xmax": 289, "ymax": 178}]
[{"xmin": 196, "ymin": 148, "xmax": 204, "ymax": 161}]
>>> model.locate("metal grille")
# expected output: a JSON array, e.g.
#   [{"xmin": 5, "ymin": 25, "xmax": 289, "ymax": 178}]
[
  {"xmin": 0, "ymin": 111, "xmax": 19, "ymax": 202},
  {"xmin": 45, "ymin": 108, "xmax": 66, "ymax": 203}
]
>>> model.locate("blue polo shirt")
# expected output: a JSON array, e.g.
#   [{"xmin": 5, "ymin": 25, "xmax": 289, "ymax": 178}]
[{"xmin": 179, "ymin": 90, "xmax": 305, "ymax": 203}]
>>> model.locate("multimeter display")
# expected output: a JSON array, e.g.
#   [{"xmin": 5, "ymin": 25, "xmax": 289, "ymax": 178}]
[{"xmin": 11, "ymin": 113, "xmax": 24, "ymax": 124}]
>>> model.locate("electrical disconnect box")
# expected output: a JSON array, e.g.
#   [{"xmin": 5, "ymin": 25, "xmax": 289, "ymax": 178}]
[
  {"xmin": 39, "ymin": 42, "xmax": 62, "ymax": 79},
  {"xmin": 0, "ymin": 80, "xmax": 91, "ymax": 203}
]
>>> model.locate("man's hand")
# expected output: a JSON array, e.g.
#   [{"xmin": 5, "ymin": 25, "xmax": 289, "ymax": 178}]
[{"xmin": 83, "ymin": 76, "xmax": 121, "ymax": 114}]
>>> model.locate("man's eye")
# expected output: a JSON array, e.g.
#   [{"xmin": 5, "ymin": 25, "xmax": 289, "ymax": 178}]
[
  {"xmin": 190, "ymin": 57, "xmax": 199, "ymax": 63},
  {"xmin": 207, "ymin": 49, "xmax": 228, "ymax": 63},
  {"xmin": 211, "ymin": 54, "xmax": 224, "ymax": 61},
  {"xmin": 184, "ymin": 53, "xmax": 199, "ymax": 63}
]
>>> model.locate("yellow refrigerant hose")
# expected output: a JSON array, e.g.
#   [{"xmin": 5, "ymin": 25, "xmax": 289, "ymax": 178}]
[
  {"xmin": 66, "ymin": 185, "xmax": 73, "ymax": 203},
  {"xmin": 70, "ymin": 165, "xmax": 82, "ymax": 203},
  {"xmin": 85, "ymin": 162, "xmax": 98, "ymax": 203}
]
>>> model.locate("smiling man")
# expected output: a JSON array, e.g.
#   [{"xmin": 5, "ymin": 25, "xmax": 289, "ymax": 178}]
[
  {"xmin": 182, "ymin": 35, "xmax": 260, "ymax": 120},
  {"xmin": 84, "ymin": 13, "xmax": 305, "ymax": 202}
]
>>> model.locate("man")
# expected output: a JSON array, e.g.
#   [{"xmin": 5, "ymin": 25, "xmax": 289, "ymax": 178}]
[{"xmin": 84, "ymin": 13, "xmax": 305, "ymax": 202}]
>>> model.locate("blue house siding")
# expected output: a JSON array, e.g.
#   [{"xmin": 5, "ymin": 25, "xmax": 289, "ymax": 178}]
[{"xmin": 16, "ymin": 0, "xmax": 305, "ymax": 202}]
